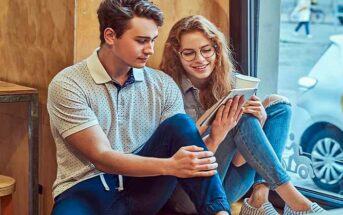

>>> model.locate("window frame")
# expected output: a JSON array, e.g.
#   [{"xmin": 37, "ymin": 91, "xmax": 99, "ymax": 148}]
[{"xmin": 229, "ymin": 0, "xmax": 343, "ymax": 209}]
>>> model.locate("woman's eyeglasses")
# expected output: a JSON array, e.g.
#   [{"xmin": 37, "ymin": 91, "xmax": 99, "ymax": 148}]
[{"xmin": 178, "ymin": 45, "xmax": 217, "ymax": 62}]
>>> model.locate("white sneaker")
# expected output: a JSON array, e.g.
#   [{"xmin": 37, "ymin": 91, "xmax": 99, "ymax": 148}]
[
  {"xmin": 307, "ymin": 34, "xmax": 313, "ymax": 39},
  {"xmin": 239, "ymin": 198, "xmax": 279, "ymax": 215},
  {"xmin": 283, "ymin": 203, "xmax": 325, "ymax": 215}
]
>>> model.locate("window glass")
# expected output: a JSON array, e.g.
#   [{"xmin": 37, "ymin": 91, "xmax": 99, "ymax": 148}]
[{"xmin": 279, "ymin": 0, "xmax": 343, "ymax": 198}]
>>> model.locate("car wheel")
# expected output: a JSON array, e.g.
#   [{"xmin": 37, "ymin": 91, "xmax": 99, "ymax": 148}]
[
  {"xmin": 339, "ymin": 17, "xmax": 343, "ymax": 25},
  {"xmin": 304, "ymin": 129, "xmax": 343, "ymax": 193}
]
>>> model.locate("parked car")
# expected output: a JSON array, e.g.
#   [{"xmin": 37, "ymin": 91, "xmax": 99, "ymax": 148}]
[
  {"xmin": 337, "ymin": 3, "xmax": 343, "ymax": 25},
  {"xmin": 291, "ymin": 34, "xmax": 343, "ymax": 193}
]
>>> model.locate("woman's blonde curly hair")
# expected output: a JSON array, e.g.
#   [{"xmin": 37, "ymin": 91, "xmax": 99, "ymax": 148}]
[{"xmin": 160, "ymin": 15, "xmax": 235, "ymax": 109}]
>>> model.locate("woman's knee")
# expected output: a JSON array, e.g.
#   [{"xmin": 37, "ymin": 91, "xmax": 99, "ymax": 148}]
[{"xmin": 262, "ymin": 94, "xmax": 291, "ymax": 109}]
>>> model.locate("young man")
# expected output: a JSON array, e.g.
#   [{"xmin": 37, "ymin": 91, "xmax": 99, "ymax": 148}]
[{"xmin": 48, "ymin": 0, "xmax": 241, "ymax": 214}]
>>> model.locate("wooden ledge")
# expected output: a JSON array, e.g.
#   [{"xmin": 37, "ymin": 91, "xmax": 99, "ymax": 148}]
[{"xmin": 0, "ymin": 81, "xmax": 37, "ymax": 95}]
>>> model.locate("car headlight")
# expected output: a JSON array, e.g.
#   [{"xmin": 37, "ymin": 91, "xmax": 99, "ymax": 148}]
[{"xmin": 298, "ymin": 76, "xmax": 318, "ymax": 90}]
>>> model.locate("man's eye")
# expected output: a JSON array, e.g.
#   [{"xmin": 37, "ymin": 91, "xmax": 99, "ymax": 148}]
[{"xmin": 136, "ymin": 40, "xmax": 146, "ymax": 44}]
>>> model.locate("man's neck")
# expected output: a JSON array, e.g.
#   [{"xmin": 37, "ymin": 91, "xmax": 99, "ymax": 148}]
[{"xmin": 98, "ymin": 47, "xmax": 131, "ymax": 85}]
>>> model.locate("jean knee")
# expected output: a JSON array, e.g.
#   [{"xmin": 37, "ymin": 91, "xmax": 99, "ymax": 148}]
[
  {"xmin": 263, "ymin": 94, "xmax": 291, "ymax": 109},
  {"xmin": 162, "ymin": 113, "xmax": 197, "ymax": 134}
]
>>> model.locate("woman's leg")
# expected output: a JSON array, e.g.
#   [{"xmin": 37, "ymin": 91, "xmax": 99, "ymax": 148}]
[
  {"xmin": 294, "ymin": 22, "xmax": 304, "ymax": 32},
  {"xmin": 248, "ymin": 95, "xmax": 292, "ymax": 208},
  {"xmin": 304, "ymin": 21, "xmax": 310, "ymax": 35}
]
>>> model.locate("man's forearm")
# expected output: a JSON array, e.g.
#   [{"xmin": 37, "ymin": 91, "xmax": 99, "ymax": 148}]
[{"xmin": 94, "ymin": 150, "xmax": 171, "ymax": 177}]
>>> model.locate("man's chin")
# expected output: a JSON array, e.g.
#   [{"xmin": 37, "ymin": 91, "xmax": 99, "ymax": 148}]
[{"xmin": 131, "ymin": 63, "xmax": 146, "ymax": 69}]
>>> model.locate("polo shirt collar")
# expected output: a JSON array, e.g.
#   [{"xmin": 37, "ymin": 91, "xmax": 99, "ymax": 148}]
[{"xmin": 87, "ymin": 48, "xmax": 144, "ymax": 84}]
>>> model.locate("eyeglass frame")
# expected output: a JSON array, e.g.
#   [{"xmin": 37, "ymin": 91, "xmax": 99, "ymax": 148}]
[{"xmin": 177, "ymin": 44, "xmax": 218, "ymax": 62}]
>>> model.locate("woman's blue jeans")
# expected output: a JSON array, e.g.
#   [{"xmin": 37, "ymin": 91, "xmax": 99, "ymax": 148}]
[
  {"xmin": 295, "ymin": 21, "xmax": 310, "ymax": 35},
  {"xmin": 51, "ymin": 114, "xmax": 230, "ymax": 215},
  {"xmin": 168, "ymin": 102, "xmax": 292, "ymax": 213}
]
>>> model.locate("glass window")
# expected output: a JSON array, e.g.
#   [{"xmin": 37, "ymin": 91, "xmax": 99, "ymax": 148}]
[{"xmin": 278, "ymin": 0, "xmax": 343, "ymax": 201}]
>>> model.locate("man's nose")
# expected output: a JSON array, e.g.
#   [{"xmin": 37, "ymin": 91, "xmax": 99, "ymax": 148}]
[{"xmin": 144, "ymin": 41, "xmax": 154, "ymax": 55}]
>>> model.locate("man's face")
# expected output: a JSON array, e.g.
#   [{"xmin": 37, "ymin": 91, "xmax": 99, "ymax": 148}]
[{"xmin": 112, "ymin": 17, "xmax": 159, "ymax": 68}]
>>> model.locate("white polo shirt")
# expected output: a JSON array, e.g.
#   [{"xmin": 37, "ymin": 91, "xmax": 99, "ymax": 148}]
[{"xmin": 47, "ymin": 49, "xmax": 185, "ymax": 197}]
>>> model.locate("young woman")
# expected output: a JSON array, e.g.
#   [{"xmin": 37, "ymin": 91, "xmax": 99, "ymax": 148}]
[{"xmin": 160, "ymin": 15, "xmax": 325, "ymax": 215}]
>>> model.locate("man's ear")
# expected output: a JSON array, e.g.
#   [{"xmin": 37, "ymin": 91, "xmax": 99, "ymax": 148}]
[{"xmin": 103, "ymin": 28, "xmax": 116, "ymax": 45}]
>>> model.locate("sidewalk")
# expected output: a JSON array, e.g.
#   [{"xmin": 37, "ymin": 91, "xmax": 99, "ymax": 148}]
[{"xmin": 280, "ymin": 19, "xmax": 343, "ymax": 44}]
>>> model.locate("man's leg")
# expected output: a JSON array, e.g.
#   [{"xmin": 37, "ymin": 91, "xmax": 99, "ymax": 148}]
[
  {"xmin": 51, "ymin": 174, "xmax": 128, "ymax": 215},
  {"xmin": 119, "ymin": 114, "xmax": 230, "ymax": 215}
]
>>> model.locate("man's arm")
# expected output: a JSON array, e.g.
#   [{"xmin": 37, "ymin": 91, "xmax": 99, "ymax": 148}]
[{"xmin": 66, "ymin": 125, "xmax": 218, "ymax": 178}]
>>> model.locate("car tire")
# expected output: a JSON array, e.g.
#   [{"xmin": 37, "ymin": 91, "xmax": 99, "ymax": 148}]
[
  {"xmin": 339, "ymin": 17, "xmax": 343, "ymax": 25},
  {"xmin": 303, "ymin": 129, "xmax": 343, "ymax": 193}
]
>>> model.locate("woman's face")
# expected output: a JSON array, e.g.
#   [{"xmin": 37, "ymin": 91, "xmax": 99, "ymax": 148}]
[{"xmin": 179, "ymin": 31, "xmax": 216, "ymax": 87}]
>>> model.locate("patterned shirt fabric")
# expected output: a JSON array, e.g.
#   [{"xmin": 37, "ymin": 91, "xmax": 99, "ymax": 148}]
[{"xmin": 47, "ymin": 49, "xmax": 185, "ymax": 198}]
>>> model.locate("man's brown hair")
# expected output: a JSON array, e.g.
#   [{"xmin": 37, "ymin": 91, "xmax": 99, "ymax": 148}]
[{"xmin": 97, "ymin": 0, "xmax": 164, "ymax": 45}]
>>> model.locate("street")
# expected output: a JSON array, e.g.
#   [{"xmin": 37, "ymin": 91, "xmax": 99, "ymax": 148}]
[{"xmin": 277, "ymin": 0, "xmax": 343, "ymax": 198}]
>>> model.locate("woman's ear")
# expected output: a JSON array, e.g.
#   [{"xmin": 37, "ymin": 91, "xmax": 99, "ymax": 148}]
[{"xmin": 103, "ymin": 28, "xmax": 116, "ymax": 45}]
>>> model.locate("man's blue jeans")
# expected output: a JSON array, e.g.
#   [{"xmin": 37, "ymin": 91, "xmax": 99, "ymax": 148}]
[
  {"xmin": 168, "ymin": 102, "xmax": 292, "ymax": 212},
  {"xmin": 51, "ymin": 114, "xmax": 230, "ymax": 215}
]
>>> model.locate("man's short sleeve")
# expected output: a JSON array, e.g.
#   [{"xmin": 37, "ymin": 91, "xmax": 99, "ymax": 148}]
[
  {"xmin": 47, "ymin": 76, "xmax": 98, "ymax": 138},
  {"xmin": 160, "ymin": 75, "xmax": 185, "ymax": 122}
]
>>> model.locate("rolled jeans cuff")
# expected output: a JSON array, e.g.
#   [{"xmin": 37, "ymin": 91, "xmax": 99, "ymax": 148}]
[
  {"xmin": 203, "ymin": 198, "xmax": 231, "ymax": 215},
  {"xmin": 269, "ymin": 175, "xmax": 291, "ymax": 190},
  {"xmin": 255, "ymin": 175, "xmax": 290, "ymax": 191}
]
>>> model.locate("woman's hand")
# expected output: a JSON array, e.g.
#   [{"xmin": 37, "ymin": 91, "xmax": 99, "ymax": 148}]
[
  {"xmin": 243, "ymin": 95, "xmax": 267, "ymax": 126},
  {"xmin": 206, "ymin": 96, "xmax": 244, "ymax": 151}
]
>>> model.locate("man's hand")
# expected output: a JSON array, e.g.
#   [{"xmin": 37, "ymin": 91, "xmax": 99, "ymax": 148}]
[
  {"xmin": 243, "ymin": 95, "xmax": 267, "ymax": 126},
  {"xmin": 168, "ymin": 145, "xmax": 218, "ymax": 178}
]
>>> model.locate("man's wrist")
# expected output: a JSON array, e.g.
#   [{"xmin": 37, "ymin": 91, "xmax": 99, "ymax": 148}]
[{"xmin": 159, "ymin": 158, "xmax": 173, "ymax": 176}]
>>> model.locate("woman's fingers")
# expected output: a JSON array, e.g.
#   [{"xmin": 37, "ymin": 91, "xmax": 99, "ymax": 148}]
[
  {"xmin": 233, "ymin": 96, "xmax": 245, "ymax": 120},
  {"xmin": 236, "ymin": 107, "xmax": 244, "ymax": 122},
  {"xmin": 226, "ymin": 96, "xmax": 239, "ymax": 120}
]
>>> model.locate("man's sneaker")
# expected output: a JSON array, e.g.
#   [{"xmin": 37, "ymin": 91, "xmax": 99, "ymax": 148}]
[
  {"xmin": 239, "ymin": 198, "xmax": 279, "ymax": 215},
  {"xmin": 284, "ymin": 202, "xmax": 325, "ymax": 215},
  {"xmin": 307, "ymin": 34, "xmax": 313, "ymax": 39}
]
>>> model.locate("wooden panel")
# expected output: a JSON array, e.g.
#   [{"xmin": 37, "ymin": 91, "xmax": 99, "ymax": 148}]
[
  {"xmin": 74, "ymin": 0, "xmax": 230, "ymax": 69},
  {"xmin": 148, "ymin": 0, "xmax": 230, "ymax": 68},
  {"xmin": 0, "ymin": 103, "xmax": 29, "ymax": 215},
  {"xmin": 0, "ymin": 0, "xmax": 75, "ymax": 214}
]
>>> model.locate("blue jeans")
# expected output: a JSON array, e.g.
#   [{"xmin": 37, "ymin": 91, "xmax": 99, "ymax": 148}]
[
  {"xmin": 51, "ymin": 114, "xmax": 230, "ymax": 215},
  {"xmin": 167, "ymin": 102, "xmax": 292, "ymax": 213},
  {"xmin": 295, "ymin": 21, "xmax": 310, "ymax": 35}
]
